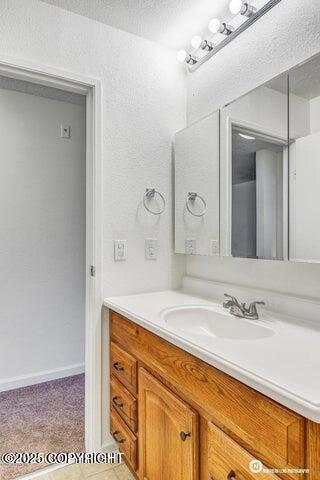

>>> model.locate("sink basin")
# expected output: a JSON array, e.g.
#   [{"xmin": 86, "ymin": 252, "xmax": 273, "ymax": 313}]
[{"xmin": 162, "ymin": 305, "xmax": 274, "ymax": 340}]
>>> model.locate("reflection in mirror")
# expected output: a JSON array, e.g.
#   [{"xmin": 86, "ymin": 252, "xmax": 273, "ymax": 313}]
[
  {"xmin": 232, "ymin": 126, "xmax": 286, "ymax": 260},
  {"xmin": 289, "ymin": 54, "xmax": 320, "ymax": 263},
  {"xmin": 220, "ymin": 72, "xmax": 289, "ymax": 260}
]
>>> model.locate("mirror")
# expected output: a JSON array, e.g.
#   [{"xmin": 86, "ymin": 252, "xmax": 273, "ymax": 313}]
[
  {"xmin": 289, "ymin": 54, "xmax": 320, "ymax": 263},
  {"xmin": 174, "ymin": 111, "xmax": 220, "ymax": 255},
  {"xmin": 220, "ymin": 73, "xmax": 289, "ymax": 260},
  {"xmin": 174, "ymin": 52, "xmax": 320, "ymax": 263}
]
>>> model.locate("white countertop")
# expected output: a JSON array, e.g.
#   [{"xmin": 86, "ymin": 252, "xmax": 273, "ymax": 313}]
[{"xmin": 104, "ymin": 285, "xmax": 320, "ymax": 422}]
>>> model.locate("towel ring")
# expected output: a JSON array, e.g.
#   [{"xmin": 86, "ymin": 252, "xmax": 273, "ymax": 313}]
[
  {"xmin": 186, "ymin": 192, "xmax": 207, "ymax": 217},
  {"xmin": 143, "ymin": 188, "xmax": 166, "ymax": 215}
]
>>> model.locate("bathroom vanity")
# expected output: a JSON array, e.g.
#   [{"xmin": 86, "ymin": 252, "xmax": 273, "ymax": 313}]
[{"xmin": 105, "ymin": 281, "xmax": 320, "ymax": 480}]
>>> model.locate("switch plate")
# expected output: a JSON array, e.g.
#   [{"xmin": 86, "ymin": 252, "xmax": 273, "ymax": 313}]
[
  {"xmin": 211, "ymin": 239, "xmax": 219, "ymax": 256},
  {"xmin": 185, "ymin": 238, "xmax": 196, "ymax": 255},
  {"xmin": 61, "ymin": 124, "xmax": 71, "ymax": 139},
  {"xmin": 145, "ymin": 238, "xmax": 158, "ymax": 260},
  {"xmin": 114, "ymin": 240, "xmax": 127, "ymax": 261}
]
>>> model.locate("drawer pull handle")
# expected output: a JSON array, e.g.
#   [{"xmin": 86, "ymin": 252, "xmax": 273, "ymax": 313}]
[
  {"xmin": 112, "ymin": 396, "xmax": 124, "ymax": 408},
  {"xmin": 112, "ymin": 430, "xmax": 125, "ymax": 444},
  {"xmin": 227, "ymin": 470, "xmax": 236, "ymax": 480},
  {"xmin": 180, "ymin": 431, "xmax": 191, "ymax": 441},
  {"xmin": 113, "ymin": 362, "xmax": 124, "ymax": 372}
]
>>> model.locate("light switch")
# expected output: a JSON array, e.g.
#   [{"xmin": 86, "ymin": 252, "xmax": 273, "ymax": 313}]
[
  {"xmin": 114, "ymin": 240, "xmax": 127, "ymax": 261},
  {"xmin": 185, "ymin": 239, "xmax": 196, "ymax": 255},
  {"xmin": 211, "ymin": 240, "xmax": 219, "ymax": 256},
  {"xmin": 61, "ymin": 124, "xmax": 71, "ymax": 139},
  {"xmin": 145, "ymin": 238, "xmax": 158, "ymax": 260}
]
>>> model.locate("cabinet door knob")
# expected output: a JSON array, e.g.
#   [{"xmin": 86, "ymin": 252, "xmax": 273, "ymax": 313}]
[
  {"xmin": 112, "ymin": 396, "xmax": 124, "ymax": 408},
  {"xmin": 227, "ymin": 470, "xmax": 236, "ymax": 480},
  {"xmin": 180, "ymin": 431, "xmax": 191, "ymax": 441},
  {"xmin": 112, "ymin": 430, "xmax": 125, "ymax": 444},
  {"xmin": 113, "ymin": 362, "xmax": 124, "ymax": 372}
]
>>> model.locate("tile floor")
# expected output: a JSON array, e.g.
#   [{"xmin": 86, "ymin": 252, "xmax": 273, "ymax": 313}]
[{"xmin": 38, "ymin": 463, "xmax": 134, "ymax": 480}]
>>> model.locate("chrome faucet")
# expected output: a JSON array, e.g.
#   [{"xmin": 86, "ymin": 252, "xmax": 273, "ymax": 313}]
[{"xmin": 223, "ymin": 294, "xmax": 265, "ymax": 320}]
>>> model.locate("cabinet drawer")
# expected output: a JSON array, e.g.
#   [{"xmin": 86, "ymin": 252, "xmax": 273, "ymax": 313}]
[
  {"xmin": 111, "ymin": 408, "xmax": 137, "ymax": 472},
  {"xmin": 111, "ymin": 375, "xmax": 137, "ymax": 432},
  {"xmin": 207, "ymin": 422, "xmax": 280, "ymax": 480},
  {"xmin": 110, "ymin": 311, "xmax": 305, "ymax": 475},
  {"xmin": 110, "ymin": 341, "xmax": 137, "ymax": 394}
]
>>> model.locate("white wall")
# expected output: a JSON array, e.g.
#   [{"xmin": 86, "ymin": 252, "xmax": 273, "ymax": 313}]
[
  {"xmin": 186, "ymin": 0, "xmax": 320, "ymax": 298},
  {"xmin": 0, "ymin": 0, "xmax": 186, "ymax": 447},
  {"xmin": 0, "ymin": 88, "xmax": 86, "ymax": 387}
]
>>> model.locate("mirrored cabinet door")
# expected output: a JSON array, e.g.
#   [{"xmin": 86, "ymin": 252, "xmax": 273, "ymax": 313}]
[
  {"xmin": 220, "ymin": 73, "xmax": 289, "ymax": 260},
  {"xmin": 289, "ymin": 54, "xmax": 320, "ymax": 263},
  {"xmin": 175, "ymin": 111, "xmax": 220, "ymax": 255}
]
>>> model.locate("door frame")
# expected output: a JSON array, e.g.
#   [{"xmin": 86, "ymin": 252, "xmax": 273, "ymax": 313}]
[
  {"xmin": 0, "ymin": 55, "xmax": 103, "ymax": 452},
  {"xmin": 220, "ymin": 112, "xmax": 288, "ymax": 260}
]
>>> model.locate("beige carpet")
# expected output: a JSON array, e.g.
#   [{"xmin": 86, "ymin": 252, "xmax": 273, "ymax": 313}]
[{"xmin": 0, "ymin": 374, "xmax": 85, "ymax": 480}]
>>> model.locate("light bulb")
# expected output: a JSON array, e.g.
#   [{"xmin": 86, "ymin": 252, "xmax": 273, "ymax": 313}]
[
  {"xmin": 177, "ymin": 50, "xmax": 188, "ymax": 63},
  {"xmin": 229, "ymin": 0, "xmax": 244, "ymax": 15},
  {"xmin": 191, "ymin": 35, "xmax": 202, "ymax": 49},
  {"xmin": 229, "ymin": 0, "xmax": 257, "ymax": 17},
  {"xmin": 208, "ymin": 18, "xmax": 221, "ymax": 34}
]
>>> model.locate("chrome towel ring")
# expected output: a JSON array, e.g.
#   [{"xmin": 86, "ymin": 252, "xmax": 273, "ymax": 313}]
[
  {"xmin": 143, "ymin": 188, "xmax": 166, "ymax": 215},
  {"xmin": 186, "ymin": 192, "xmax": 207, "ymax": 217}
]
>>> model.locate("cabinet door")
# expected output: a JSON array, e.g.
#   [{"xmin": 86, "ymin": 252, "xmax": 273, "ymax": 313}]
[
  {"xmin": 207, "ymin": 422, "xmax": 281, "ymax": 480},
  {"xmin": 139, "ymin": 368, "xmax": 199, "ymax": 480}
]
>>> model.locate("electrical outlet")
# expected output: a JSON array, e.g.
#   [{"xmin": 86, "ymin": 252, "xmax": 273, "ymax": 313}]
[
  {"xmin": 61, "ymin": 124, "xmax": 71, "ymax": 139},
  {"xmin": 211, "ymin": 239, "xmax": 219, "ymax": 256},
  {"xmin": 114, "ymin": 240, "xmax": 127, "ymax": 261},
  {"xmin": 185, "ymin": 238, "xmax": 196, "ymax": 255},
  {"xmin": 145, "ymin": 238, "xmax": 158, "ymax": 260}
]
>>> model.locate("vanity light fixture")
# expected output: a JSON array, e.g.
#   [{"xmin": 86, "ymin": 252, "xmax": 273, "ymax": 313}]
[
  {"xmin": 200, "ymin": 40, "xmax": 215, "ymax": 51},
  {"xmin": 176, "ymin": 49, "xmax": 188, "ymax": 62},
  {"xmin": 229, "ymin": 0, "xmax": 257, "ymax": 17},
  {"xmin": 208, "ymin": 18, "xmax": 234, "ymax": 35},
  {"xmin": 177, "ymin": 49, "xmax": 198, "ymax": 65},
  {"xmin": 178, "ymin": 0, "xmax": 282, "ymax": 71},
  {"xmin": 191, "ymin": 35, "xmax": 203, "ymax": 49}
]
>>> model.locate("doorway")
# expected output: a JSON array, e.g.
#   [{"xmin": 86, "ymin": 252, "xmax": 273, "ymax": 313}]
[{"xmin": 0, "ymin": 59, "xmax": 102, "ymax": 477}]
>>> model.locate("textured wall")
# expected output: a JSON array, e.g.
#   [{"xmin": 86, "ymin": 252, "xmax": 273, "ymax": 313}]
[
  {"xmin": 0, "ymin": 0, "xmax": 186, "ymax": 296},
  {"xmin": 186, "ymin": 0, "xmax": 320, "ymax": 298},
  {"xmin": 0, "ymin": 0, "xmax": 186, "ymax": 447}
]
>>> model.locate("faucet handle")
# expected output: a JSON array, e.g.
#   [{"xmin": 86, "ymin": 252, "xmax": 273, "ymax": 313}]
[
  {"xmin": 223, "ymin": 293, "xmax": 240, "ymax": 309},
  {"xmin": 224, "ymin": 293, "xmax": 238, "ymax": 303},
  {"xmin": 247, "ymin": 301, "xmax": 265, "ymax": 315}
]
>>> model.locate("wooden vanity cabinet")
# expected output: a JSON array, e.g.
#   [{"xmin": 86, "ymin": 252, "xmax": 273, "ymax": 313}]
[{"xmin": 109, "ymin": 310, "xmax": 320, "ymax": 480}]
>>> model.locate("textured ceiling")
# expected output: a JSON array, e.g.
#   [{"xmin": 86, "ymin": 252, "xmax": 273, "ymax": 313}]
[{"xmin": 39, "ymin": 0, "xmax": 230, "ymax": 50}]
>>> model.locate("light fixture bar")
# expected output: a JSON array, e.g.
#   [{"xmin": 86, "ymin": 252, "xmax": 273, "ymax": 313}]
[{"xmin": 189, "ymin": 0, "xmax": 282, "ymax": 72}]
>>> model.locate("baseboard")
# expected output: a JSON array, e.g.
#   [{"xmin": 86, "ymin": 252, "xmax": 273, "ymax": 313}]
[
  {"xmin": 14, "ymin": 463, "xmax": 68, "ymax": 480},
  {"xmin": 0, "ymin": 363, "xmax": 85, "ymax": 392},
  {"xmin": 101, "ymin": 440, "xmax": 118, "ymax": 453}
]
